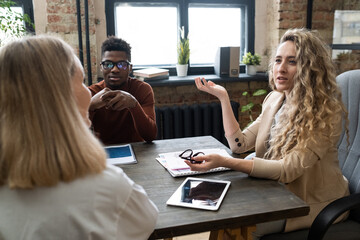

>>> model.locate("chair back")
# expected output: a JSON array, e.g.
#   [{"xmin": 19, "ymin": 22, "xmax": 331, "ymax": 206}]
[{"xmin": 336, "ymin": 69, "xmax": 360, "ymax": 221}]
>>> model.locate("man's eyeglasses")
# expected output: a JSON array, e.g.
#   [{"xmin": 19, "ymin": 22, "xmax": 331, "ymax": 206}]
[
  {"xmin": 100, "ymin": 60, "xmax": 131, "ymax": 71},
  {"xmin": 179, "ymin": 149, "xmax": 204, "ymax": 164}
]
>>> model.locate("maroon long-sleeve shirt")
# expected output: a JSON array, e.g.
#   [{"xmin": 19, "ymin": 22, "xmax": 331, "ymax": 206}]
[{"xmin": 88, "ymin": 78, "xmax": 157, "ymax": 145}]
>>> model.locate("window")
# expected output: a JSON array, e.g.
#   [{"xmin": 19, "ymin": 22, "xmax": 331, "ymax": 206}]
[
  {"xmin": 114, "ymin": 3, "xmax": 178, "ymax": 66},
  {"xmin": 105, "ymin": 0, "xmax": 254, "ymax": 75},
  {"xmin": 332, "ymin": 10, "xmax": 360, "ymax": 74},
  {"xmin": 1, "ymin": 0, "xmax": 34, "ymax": 31},
  {"xmin": 0, "ymin": 6, "xmax": 24, "ymax": 44},
  {"xmin": 0, "ymin": 0, "xmax": 34, "ymax": 46},
  {"xmin": 188, "ymin": 5, "xmax": 242, "ymax": 65}
]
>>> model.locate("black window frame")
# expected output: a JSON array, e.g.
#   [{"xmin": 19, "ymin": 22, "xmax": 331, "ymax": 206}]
[
  {"xmin": 308, "ymin": 3, "xmax": 360, "ymax": 57},
  {"xmin": 105, "ymin": 0, "xmax": 255, "ymax": 75},
  {"xmin": 331, "ymin": 44, "xmax": 360, "ymax": 51},
  {"xmin": 331, "ymin": 10, "xmax": 360, "ymax": 53},
  {"xmin": 11, "ymin": 0, "xmax": 35, "ymax": 33}
]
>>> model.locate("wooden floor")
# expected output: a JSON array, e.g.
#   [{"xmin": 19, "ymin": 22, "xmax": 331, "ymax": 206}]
[{"xmin": 173, "ymin": 232, "xmax": 210, "ymax": 240}]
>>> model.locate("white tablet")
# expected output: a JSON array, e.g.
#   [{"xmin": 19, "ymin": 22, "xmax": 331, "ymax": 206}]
[
  {"xmin": 105, "ymin": 144, "xmax": 137, "ymax": 165},
  {"xmin": 166, "ymin": 177, "xmax": 231, "ymax": 211}
]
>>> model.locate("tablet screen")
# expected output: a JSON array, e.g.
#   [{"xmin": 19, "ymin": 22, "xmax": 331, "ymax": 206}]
[{"xmin": 166, "ymin": 177, "xmax": 231, "ymax": 211}]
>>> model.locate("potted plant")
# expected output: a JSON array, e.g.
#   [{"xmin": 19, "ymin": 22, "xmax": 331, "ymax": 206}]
[
  {"xmin": 242, "ymin": 52, "xmax": 261, "ymax": 75},
  {"xmin": 0, "ymin": 0, "xmax": 34, "ymax": 47},
  {"xmin": 176, "ymin": 26, "xmax": 190, "ymax": 77}
]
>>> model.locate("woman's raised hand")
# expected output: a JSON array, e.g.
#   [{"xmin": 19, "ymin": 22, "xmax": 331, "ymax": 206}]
[{"xmin": 194, "ymin": 77, "xmax": 228, "ymax": 101}]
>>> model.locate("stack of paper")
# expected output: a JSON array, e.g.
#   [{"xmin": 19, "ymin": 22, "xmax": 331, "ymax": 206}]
[{"xmin": 156, "ymin": 148, "xmax": 231, "ymax": 177}]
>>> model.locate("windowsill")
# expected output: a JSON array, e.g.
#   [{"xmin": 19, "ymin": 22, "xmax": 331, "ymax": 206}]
[{"xmin": 145, "ymin": 72, "xmax": 268, "ymax": 87}]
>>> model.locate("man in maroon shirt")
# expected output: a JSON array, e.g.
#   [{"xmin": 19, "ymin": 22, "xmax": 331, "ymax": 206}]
[{"xmin": 88, "ymin": 37, "xmax": 157, "ymax": 145}]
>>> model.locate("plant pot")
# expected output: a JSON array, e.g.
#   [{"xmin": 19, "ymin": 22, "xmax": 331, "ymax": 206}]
[
  {"xmin": 176, "ymin": 64, "xmax": 188, "ymax": 77},
  {"xmin": 246, "ymin": 65, "xmax": 257, "ymax": 75}
]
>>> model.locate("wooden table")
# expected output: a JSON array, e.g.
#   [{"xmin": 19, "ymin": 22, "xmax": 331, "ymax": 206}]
[{"xmin": 120, "ymin": 136, "xmax": 309, "ymax": 239}]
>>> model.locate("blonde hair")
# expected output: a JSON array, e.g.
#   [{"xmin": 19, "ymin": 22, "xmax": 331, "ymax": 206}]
[
  {"xmin": 0, "ymin": 36, "xmax": 106, "ymax": 189},
  {"xmin": 266, "ymin": 28, "xmax": 348, "ymax": 159}
]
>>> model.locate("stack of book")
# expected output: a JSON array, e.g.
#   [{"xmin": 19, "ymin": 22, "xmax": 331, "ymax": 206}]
[{"xmin": 133, "ymin": 68, "xmax": 169, "ymax": 81}]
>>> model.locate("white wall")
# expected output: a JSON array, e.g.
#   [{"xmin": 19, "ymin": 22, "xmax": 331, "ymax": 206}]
[{"xmin": 32, "ymin": 0, "xmax": 46, "ymax": 34}]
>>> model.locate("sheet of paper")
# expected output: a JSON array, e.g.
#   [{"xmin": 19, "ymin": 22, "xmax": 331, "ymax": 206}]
[
  {"xmin": 158, "ymin": 153, "xmax": 190, "ymax": 170},
  {"xmin": 158, "ymin": 149, "xmax": 231, "ymax": 171}
]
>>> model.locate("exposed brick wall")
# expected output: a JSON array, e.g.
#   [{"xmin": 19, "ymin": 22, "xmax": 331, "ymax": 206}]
[
  {"xmin": 312, "ymin": 0, "xmax": 360, "ymax": 75},
  {"xmin": 39, "ymin": 0, "xmax": 359, "ymax": 128},
  {"xmin": 46, "ymin": 0, "xmax": 98, "ymax": 85},
  {"xmin": 41, "ymin": 0, "xmax": 360, "ymax": 84},
  {"xmin": 279, "ymin": 0, "xmax": 307, "ymax": 30},
  {"xmin": 152, "ymin": 80, "xmax": 271, "ymax": 129},
  {"xmin": 276, "ymin": 0, "xmax": 359, "ymax": 47},
  {"xmin": 152, "ymin": 0, "xmax": 360, "ymax": 128}
]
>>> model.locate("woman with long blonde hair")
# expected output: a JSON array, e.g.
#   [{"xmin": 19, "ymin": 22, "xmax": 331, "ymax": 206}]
[
  {"xmin": 189, "ymin": 28, "xmax": 349, "ymax": 238},
  {"xmin": 0, "ymin": 36, "xmax": 158, "ymax": 239}
]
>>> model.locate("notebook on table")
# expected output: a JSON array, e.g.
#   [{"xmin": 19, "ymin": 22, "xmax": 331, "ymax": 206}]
[
  {"xmin": 105, "ymin": 144, "xmax": 137, "ymax": 165},
  {"xmin": 156, "ymin": 148, "xmax": 231, "ymax": 177}
]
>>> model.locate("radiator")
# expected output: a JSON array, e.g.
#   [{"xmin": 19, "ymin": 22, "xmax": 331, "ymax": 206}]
[{"xmin": 155, "ymin": 101, "xmax": 239, "ymax": 146}]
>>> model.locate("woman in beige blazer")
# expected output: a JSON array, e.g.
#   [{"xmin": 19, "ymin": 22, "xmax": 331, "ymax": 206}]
[{"xmin": 188, "ymin": 28, "xmax": 349, "ymax": 238}]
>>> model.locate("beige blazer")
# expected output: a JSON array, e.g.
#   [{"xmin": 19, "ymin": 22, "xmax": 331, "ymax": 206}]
[{"xmin": 226, "ymin": 91, "xmax": 349, "ymax": 232}]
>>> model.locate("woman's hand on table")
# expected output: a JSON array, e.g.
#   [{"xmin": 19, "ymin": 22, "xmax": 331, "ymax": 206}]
[{"xmin": 184, "ymin": 153, "xmax": 224, "ymax": 172}]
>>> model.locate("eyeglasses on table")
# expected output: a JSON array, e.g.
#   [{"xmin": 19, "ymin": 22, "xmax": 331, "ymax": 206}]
[{"xmin": 179, "ymin": 149, "xmax": 204, "ymax": 164}]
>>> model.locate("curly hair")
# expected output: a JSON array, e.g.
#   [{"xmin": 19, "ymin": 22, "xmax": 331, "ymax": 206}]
[
  {"xmin": 265, "ymin": 28, "xmax": 348, "ymax": 159},
  {"xmin": 101, "ymin": 36, "xmax": 132, "ymax": 61}
]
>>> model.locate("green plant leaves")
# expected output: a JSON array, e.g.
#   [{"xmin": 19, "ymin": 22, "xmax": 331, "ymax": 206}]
[
  {"xmin": 241, "ymin": 102, "xmax": 254, "ymax": 112},
  {"xmin": 241, "ymin": 89, "xmax": 268, "ymax": 127},
  {"xmin": 177, "ymin": 26, "xmax": 190, "ymax": 64},
  {"xmin": 253, "ymin": 89, "xmax": 267, "ymax": 96},
  {"xmin": 241, "ymin": 52, "xmax": 261, "ymax": 65},
  {"xmin": 178, "ymin": 38, "xmax": 190, "ymax": 64},
  {"xmin": 0, "ymin": 0, "xmax": 34, "ymax": 46}
]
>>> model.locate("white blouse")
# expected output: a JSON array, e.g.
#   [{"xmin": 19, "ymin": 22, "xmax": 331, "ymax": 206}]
[{"xmin": 0, "ymin": 164, "xmax": 158, "ymax": 240}]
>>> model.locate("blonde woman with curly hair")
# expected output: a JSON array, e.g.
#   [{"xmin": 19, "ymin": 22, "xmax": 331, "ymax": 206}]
[
  {"xmin": 190, "ymin": 28, "xmax": 349, "ymax": 238},
  {"xmin": 0, "ymin": 36, "xmax": 158, "ymax": 239}
]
